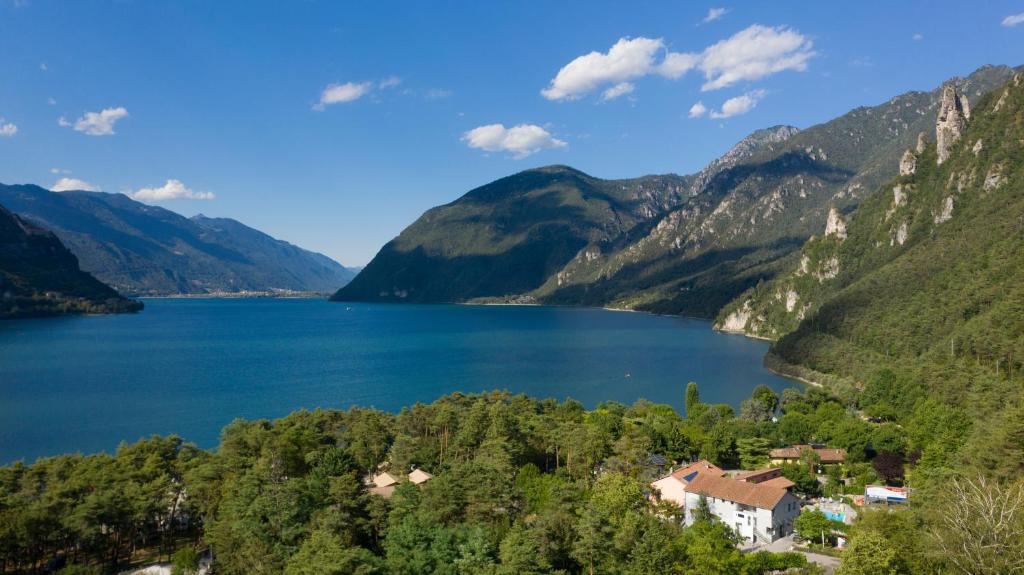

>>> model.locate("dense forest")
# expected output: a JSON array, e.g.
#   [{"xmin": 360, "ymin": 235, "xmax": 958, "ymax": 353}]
[{"xmin": 3, "ymin": 378, "xmax": 1020, "ymax": 574}]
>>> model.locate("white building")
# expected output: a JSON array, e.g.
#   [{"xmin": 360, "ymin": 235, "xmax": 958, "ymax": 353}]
[{"xmin": 682, "ymin": 472, "xmax": 800, "ymax": 543}]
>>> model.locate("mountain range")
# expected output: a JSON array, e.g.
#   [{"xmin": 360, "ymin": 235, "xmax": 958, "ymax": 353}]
[
  {"xmin": 334, "ymin": 65, "xmax": 1018, "ymax": 318},
  {"xmin": 0, "ymin": 184, "xmax": 355, "ymax": 296},
  {"xmin": 0, "ymin": 203, "xmax": 141, "ymax": 318}
]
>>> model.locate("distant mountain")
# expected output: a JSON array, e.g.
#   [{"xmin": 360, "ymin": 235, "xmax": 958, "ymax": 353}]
[
  {"xmin": 334, "ymin": 166, "xmax": 691, "ymax": 302},
  {"xmin": 0, "ymin": 203, "xmax": 141, "ymax": 318},
  {"xmin": 0, "ymin": 184, "xmax": 355, "ymax": 296},
  {"xmin": 715, "ymin": 73, "xmax": 1024, "ymax": 400},
  {"xmin": 334, "ymin": 65, "xmax": 1017, "ymax": 313}
]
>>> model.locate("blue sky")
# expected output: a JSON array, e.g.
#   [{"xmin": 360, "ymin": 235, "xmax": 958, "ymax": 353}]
[{"xmin": 0, "ymin": 1, "xmax": 1022, "ymax": 266}]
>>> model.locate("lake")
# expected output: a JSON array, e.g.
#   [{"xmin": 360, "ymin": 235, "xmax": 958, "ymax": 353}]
[{"xmin": 0, "ymin": 299, "xmax": 797, "ymax": 463}]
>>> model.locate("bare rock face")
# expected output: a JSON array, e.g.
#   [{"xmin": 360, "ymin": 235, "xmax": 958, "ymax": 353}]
[
  {"xmin": 891, "ymin": 221, "xmax": 909, "ymax": 246},
  {"xmin": 984, "ymin": 164, "xmax": 1005, "ymax": 191},
  {"xmin": 899, "ymin": 149, "xmax": 917, "ymax": 176},
  {"xmin": 993, "ymin": 89, "xmax": 1009, "ymax": 113},
  {"xmin": 825, "ymin": 207, "xmax": 848, "ymax": 240},
  {"xmin": 797, "ymin": 254, "xmax": 811, "ymax": 276},
  {"xmin": 916, "ymin": 132, "xmax": 928, "ymax": 153},
  {"xmin": 936, "ymin": 84, "xmax": 969, "ymax": 165},
  {"xmin": 814, "ymin": 257, "xmax": 840, "ymax": 281},
  {"xmin": 972, "ymin": 140, "xmax": 983, "ymax": 156},
  {"xmin": 719, "ymin": 301, "xmax": 752, "ymax": 332},
  {"xmin": 935, "ymin": 196, "xmax": 954, "ymax": 224},
  {"xmin": 892, "ymin": 184, "xmax": 909, "ymax": 208},
  {"xmin": 785, "ymin": 289, "xmax": 799, "ymax": 313}
]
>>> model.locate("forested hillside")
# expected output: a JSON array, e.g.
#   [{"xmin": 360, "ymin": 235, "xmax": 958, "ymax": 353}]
[
  {"xmin": 539, "ymin": 65, "xmax": 1015, "ymax": 317},
  {"xmin": 3, "ymin": 382, "xmax": 990, "ymax": 575},
  {"xmin": 334, "ymin": 166, "xmax": 691, "ymax": 303},
  {"xmin": 715, "ymin": 73, "xmax": 1024, "ymax": 488},
  {"xmin": 0, "ymin": 204, "xmax": 141, "ymax": 318},
  {"xmin": 6, "ymin": 377, "xmax": 1019, "ymax": 574},
  {"xmin": 335, "ymin": 65, "xmax": 1017, "ymax": 317}
]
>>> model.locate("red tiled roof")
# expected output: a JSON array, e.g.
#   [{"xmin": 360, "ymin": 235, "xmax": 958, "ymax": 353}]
[
  {"xmin": 684, "ymin": 473, "xmax": 790, "ymax": 510},
  {"xmin": 671, "ymin": 460, "xmax": 724, "ymax": 481},
  {"xmin": 733, "ymin": 468, "xmax": 781, "ymax": 482},
  {"xmin": 759, "ymin": 476, "xmax": 796, "ymax": 490}
]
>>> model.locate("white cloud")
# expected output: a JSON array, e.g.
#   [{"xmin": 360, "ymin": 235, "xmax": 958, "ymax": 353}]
[
  {"xmin": 0, "ymin": 120, "xmax": 16, "ymax": 137},
  {"xmin": 461, "ymin": 123, "xmax": 567, "ymax": 159},
  {"xmin": 541, "ymin": 37, "xmax": 669, "ymax": 100},
  {"xmin": 698, "ymin": 25, "xmax": 814, "ymax": 91},
  {"xmin": 1003, "ymin": 13, "xmax": 1024, "ymax": 27},
  {"xmin": 541, "ymin": 25, "xmax": 813, "ymax": 100},
  {"xmin": 379, "ymin": 76, "xmax": 402, "ymax": 89},
  {"xmin": 50, "ymin": 167, "xmax": 72, "ymax": 174},
  {"xmin": 64, "ymin": 107, "xmax": 129, "ymax": 136},
  {"xmin": 709, "ymin": 89, "xmax": 766, "ymax": 118},
  {"xmin": 313, "ymin": 81, "xmax": 373, "ymax": 110},
  {"xmin": 131, "ymin": 179, "xmax": 214, "ymax": 202},
  {"xmin": 39, "ymin": 62, "xmax": 48, "ymax": 71},
  {"xmin": 912, "ymin": 33, "xmax": 924, "ymax": 41},
  {"xmin": 688, "ymin": 101, "xmax": 708, "ymax": 118},
  {"xmin": 602, "ymin": 82, "xmax": 635, "ymax": 101},
  {"xmin": 702, "ymin": 7, "xmax": 728, "ymax": 23},
  {"xmin": 51, "ymin": 178, "xmax": 100, "ymax": 192},
  {"xmin": 658, "ymin": 52, "xmax": 700, "ymax": 79},
  {"xmin": 47, "ymin": 97, "xmax": 56, "ymax": 106}
]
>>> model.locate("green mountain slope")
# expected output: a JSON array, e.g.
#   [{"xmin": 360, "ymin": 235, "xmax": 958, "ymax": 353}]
[
  {"xmin": 333, "ymin": 166, "xmax": 690, "ymax": 302},
  {"xmin": 0, "ymin": 203, "xmax": 141, "ymax": 318},
  {"xmin": 542, "ymin": 65, "xmax": 1017, "ymax": 317},
  {"xmin": 335, "ymin": 65, "xmax": 1016, "ymax": 314},
  {"xmin": 716, "ymin": 73, "xmax": 1024, "ymax": 413},
  {"xmin": 0, "ymin": 184, "xmax": 355, "ymax": 296}
]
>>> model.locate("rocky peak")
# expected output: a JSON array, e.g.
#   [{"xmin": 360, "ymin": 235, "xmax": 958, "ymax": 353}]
[
  {"xmin": 915, "ymin": 132, "xmax": 928, "ymax": 153},
  {"xmin": 687, "ymin": 125, "xmax": 800, "ymax": 196},
  {"xmin": 899, "ymin": 149, "xmax": 917, "ymax": 176},
  {"xmin": 936, "ymin": 83, "xmax": 969, "ymax": 165},
  {"xmin": 824, "ymin": 207, "xmax": 847, "ymax": 240}
]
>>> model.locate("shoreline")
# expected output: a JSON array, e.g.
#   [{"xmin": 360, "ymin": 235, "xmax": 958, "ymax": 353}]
[
  {"xmin": 138, "ymin": 293, "xmax": 330, "ymax": 300},
  {"xmin": 764, "ymin": 362, "xmax": 823, "ymax": 388},
  {"xmin": 338, "ymin": 298, "xmax": 815, "ymax": 389}
]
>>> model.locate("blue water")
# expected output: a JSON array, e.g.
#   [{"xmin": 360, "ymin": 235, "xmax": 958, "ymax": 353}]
[{"xmin": 0, "ymin": 299, "xmax": 797, "ymax": 463}]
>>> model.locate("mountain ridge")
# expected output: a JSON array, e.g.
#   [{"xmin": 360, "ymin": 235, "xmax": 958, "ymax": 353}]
[
  {"xmin": 0, "ymin": 184, "xmax": 356, "ymax": 296},
  {"xmin": 334, "ymin": 64, "xmax": 1018, "ymax": 314}
]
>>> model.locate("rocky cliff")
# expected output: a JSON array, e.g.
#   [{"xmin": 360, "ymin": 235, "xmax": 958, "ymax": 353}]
[
  {"xmin": 936, "ymin": 83, "xmax": 970, "ymax": 164},
  {"xmin": 713, "ymin": 72, "xmax": 1024, "ymax": 400}
]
